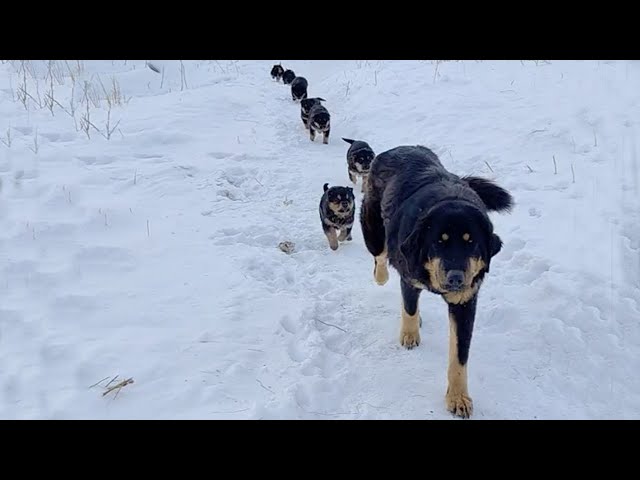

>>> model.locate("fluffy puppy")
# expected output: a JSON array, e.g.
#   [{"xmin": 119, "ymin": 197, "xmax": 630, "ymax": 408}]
[
  {"xmin": 342, "ymin": 138, "xmax": 376, "ymax": 193},
  {"xmin": 308, "ymin": 103, "xmax": 331, "ymax": 144},
  {"xmin": 300, "ymin": 97, "xmax": 326, "ymax": 128},
  {"xmin": 319, "ymin": 183, "xmax": 355, "ymax": 250},
  {"xmin": 282, "ymin": 69, "xmax": 296, "ymax": 85},
  {"xmin": 270, "ymin": 64, "xmax": 284, "ymax": 82},
  {"xmin": 291, "ymin": 76, "xmax": 308, "ymax": 101}
]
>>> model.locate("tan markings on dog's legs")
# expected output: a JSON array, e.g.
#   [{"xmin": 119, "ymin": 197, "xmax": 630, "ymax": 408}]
[
  {"xmin": 400, "ymin": 301, "xmax": 421, "ymax": 349},
  {"xmin": 446, "ymin": 313, "xmax": 473, "ymax": 418},
  {"xmin": 349, "ymin": 170, "xmax": 357, "ymax": 184},
  {"xmin": 325, "ymin": 228, "xmax": 339, "ymax": 251},
  {"xmin": 361, "ymin": 174, "xmax": 368, "ymax": 193},
  {"xmin": 337, "ymin": 228, "xmax": 349, "ymax": 241},
  {"xmin": 374, "ymin": 249, "xmax": 389, "ymax": 285}
]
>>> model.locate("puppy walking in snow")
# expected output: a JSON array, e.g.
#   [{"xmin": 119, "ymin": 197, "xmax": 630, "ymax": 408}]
[
  {"xmin": 319, "ymin": 183, "xmax": 355, "ymax": 251},
  {"xmin": 290, "ymin": 76, "xmax": 309, "ymax": 101},
  {"xmin": 282, "ymin": 69, "xmax": 296, "ymax": 85},
  {"xmin": 300, "ymin": 97, "xmax": 326, "ymax": 128},
  {"xmin": 308, "ymin": 103, "xmax": 331, "ymax": 144},
  {"xmin": 270, "ymin": 64, "xmax": 285, "ymax": 82},
  {"xmin": 342, "ymin": 137, "xmax": 376, "ymax": 193}
]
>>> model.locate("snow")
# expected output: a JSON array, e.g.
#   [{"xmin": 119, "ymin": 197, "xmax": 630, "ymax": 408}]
[{"xmin": 1, "ymin": 60, "xmax": 639, "ymax": 419}]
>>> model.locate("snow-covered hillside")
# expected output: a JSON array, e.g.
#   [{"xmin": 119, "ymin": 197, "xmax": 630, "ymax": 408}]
[{"xmin": 0, "ymin": 60, "xmax": 638, "ymax": 419}]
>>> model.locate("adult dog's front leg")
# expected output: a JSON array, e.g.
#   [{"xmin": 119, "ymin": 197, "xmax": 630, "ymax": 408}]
[
  {"xmin": 399, "ymin": 280, "xmax": 421, "ymax": 349},
  {"xmin": 445, "ymin": 296, "xmax": 477, "ymax": 418}
]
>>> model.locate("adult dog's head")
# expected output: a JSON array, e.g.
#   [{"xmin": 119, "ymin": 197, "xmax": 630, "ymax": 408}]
[{"xmin": 400, "ymin": 200, "xmax": 503, "ymax": 299}]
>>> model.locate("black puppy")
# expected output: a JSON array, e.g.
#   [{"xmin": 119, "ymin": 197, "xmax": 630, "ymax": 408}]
[
  {"xmin": 308, "ymin": 103, "xmax": 330, "ymax": 144},
  {"xmin": 319, "ymin": 183, "xmax": 355, "ymax": 250},
  {"xmin": 342, "ymin": 138, "xmax": 376, "ymax": 193},
  {"xmin": 282, "ymin": 69, "xmax": 296, "ymax": 85},
  {"xmin": 270, "ymin": 64, "xmax": 284, "ymax": 82},
  {"xmin": 290, "ymin": 76, "xmax": 308, "ymax": 101},
  {"xmin": 300, "ymin": 97, "xmax": 326, "ymax": 128},
  {"xmin": 360, "ymin": 145, "xmax": 513, "ymax": 419}
]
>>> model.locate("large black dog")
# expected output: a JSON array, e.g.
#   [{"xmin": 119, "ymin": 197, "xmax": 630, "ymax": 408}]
[{"xmin": 360, "ymin": 145, "xmax": 513, "ymax": 419}]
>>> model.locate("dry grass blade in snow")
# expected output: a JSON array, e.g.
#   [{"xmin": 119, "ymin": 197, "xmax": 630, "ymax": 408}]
[{"xmin": 90, "ymin": 375, "xmax": 135, "ymax": 398}]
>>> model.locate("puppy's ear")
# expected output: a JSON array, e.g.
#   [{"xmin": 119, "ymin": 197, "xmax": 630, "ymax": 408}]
[
  {"xmin": 318, "ymin": 97, "xmax": 326, "ymax": 101},
  {"xmin": 348, "ymin": 187, "xmax": 354, "ymax": 196},
  {"xmin": 323, "ymin": 183, "xmax": 329, "ymax": 192}
]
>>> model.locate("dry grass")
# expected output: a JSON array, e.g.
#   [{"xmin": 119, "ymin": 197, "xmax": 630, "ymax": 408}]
[{"xmin": 90, "ymin": 375, "xmax": 135, "ymax": 399}]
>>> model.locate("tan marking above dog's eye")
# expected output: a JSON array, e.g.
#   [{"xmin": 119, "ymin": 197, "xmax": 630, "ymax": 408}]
[
  {"xmin": 463, "ymin": 233, "xmax": 471, "ymax": 242},
  {"xmin": 441, "ymin": 233, "xmax": 449, "ymax": 241}
]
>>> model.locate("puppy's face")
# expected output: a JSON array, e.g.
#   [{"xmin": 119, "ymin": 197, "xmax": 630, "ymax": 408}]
[
  {"xmin": 310, "ymin": 113, "xmax": 330, "ymax": 132},
  {"xmin": 326, "ymin": 186, "xmax": 355, "ymax": 215},
  {"xmin": 271, "ymin": 65, "xmax": 284, "ymax": 78},
  {"xmin": 400, "ymin": 202, "xmax": 502, "ymax": 294},
  {"xmin": 352, "ymin": 150, "xmax": 375, "ymax": 173}
]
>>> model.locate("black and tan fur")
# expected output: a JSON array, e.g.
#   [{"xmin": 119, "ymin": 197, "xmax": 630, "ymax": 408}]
[
  {"xmin": 360, "ymin": 145, "xmax": 513, "ymax": 418},
  {"xmin": 270, "ymin": 64, "xmax": 285, "ymax": 82},
  {"xmin": 300, "ymin": 97, "xmax": 326, "ymax": 128},
  {"xmin": 290, "ymin": 76, "xmax": 309, "ymax": 102},
  {"xmin": 319, "ymin": 183, "xmax": 355, "ymax": 251},
  {"xmin": 282, "ymin": 69, "xmax": 296, "ymax": 85},
  {"xmin": 342, "ymin": 137, "xmax": 375, "ymax": 193},
  {"xmin": 308, "ymin": 103, "xmax": 330, "ymax": 144}
]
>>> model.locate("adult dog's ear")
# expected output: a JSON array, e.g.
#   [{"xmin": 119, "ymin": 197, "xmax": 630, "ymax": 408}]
[
  {"xmin": 482, "ymin": 233, "xmax": 503, "ymax": 274},
  {"xmin": 491, "ymin": 233, "xmax": 503, "ymax": 257},
  {"xmin": 400, "ymin": 229, "xmax": 422, "ymax": 271},
  {"xmin": 399, "ymin": 214, "xmax": 429, "ymax": 271}
]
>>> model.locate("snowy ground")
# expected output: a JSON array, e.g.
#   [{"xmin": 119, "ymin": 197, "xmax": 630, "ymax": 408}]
[{"xmin": 0, "ymin": 60, "xmax": 639, "ymax": 420}]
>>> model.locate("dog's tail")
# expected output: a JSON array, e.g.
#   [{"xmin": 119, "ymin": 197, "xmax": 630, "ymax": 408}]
[
  {"xmin": 462, "ymin": 176, "xmax": 514, "ymax": 213},
  {"xmin": 342, "ymin": 138, "xmax": 355, "ymax": 145},
  {"xmin": 317, "ymin": 97, "xmax": 326, "ymax": 102},
  {"xmin": 323, "ymin": 183, "xmax": 329, "ymax": 192}
]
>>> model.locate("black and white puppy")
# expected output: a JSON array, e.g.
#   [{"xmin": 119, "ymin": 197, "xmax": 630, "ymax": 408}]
[
  {"xmin": 270, "ymin": 64, "xmax": 284, "ymax": 82},
  {"xmin": 300, "ymin": 97, "xmax": 326, "ymax": 128},
  {"xmin": 308, "ymin": 103, "xmax": 331, "ymax": 144},
  {"xmin": 282, "ymin": 69, "xmax": 296, "ymax": 85},
  {"xmin": 342, "ymin": 138, "xmax": 376, "ymax": 193},
  {"xmin": 290, "ymin": 76, "xmax": 308, "ymax": 101},
  {"xmin": 319, "ymin": 183, "xmax": 355, "ymax": 251}
]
